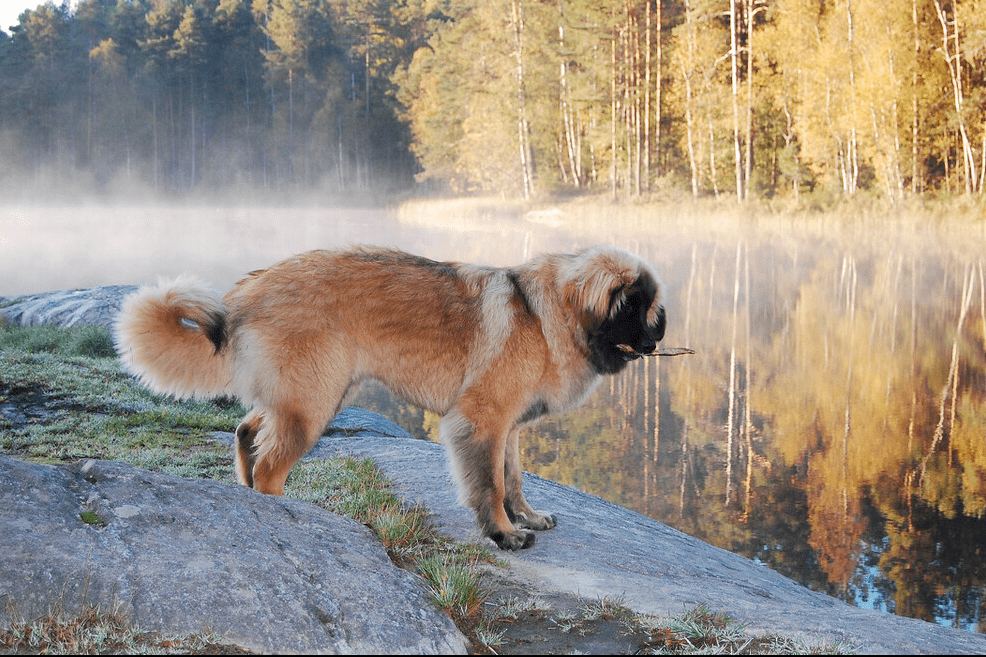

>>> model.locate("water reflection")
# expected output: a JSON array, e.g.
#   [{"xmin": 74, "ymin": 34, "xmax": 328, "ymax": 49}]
[
  {"xmin": 521, "ymin": 222, "xmax": 986, "ymax": 633},
  {"xmin": 3, "ymin": 202, "xmax": 985, "ymax": 632}
]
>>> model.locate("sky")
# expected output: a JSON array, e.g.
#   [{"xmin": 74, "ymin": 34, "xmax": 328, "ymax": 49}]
[
  {"xmin": 0, "ymin": 0, "xmax": 75, "ymax": 34},
  {"xmin": 1, "ymin": 0, "xmax": 36, "ymax": 33}
]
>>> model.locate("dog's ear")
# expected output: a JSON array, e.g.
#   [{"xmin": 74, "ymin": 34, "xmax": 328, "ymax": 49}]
[
  {"xmin": 559, "ymin": 248, "xmax": 639, "ymax": 325},
  {"xmin": 632, "ymin": 270, "xmax": 665, "ymax": 341}
]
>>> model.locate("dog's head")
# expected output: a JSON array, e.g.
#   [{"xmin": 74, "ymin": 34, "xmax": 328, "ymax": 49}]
[{"xmin": 561, "ymin": 247, "xmax": 666, "ymax": 375}]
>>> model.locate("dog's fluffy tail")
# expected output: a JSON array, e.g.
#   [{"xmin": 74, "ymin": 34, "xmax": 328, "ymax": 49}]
[{"xmin": 114, "ymin": 276, "xmax": 233, "ymax": 400}]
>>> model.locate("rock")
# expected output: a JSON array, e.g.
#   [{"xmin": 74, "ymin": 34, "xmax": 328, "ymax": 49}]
[
  {"xmin": 312, "ymin": 433, "xmax": 986, "ymax": 655},
  {"xmin": 0, "ymin": 285, "xmax": 137, "ymax": 330},
  {"xmin": 323, "ymin": 405, "xmax": 415, "ymax": 439},
  {"xmin": 0, "ymin": 454, "xmax": 468, "ymax": 655}
]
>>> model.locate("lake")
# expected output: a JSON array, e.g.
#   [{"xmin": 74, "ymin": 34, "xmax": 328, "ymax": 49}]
[{"xmin": 3, "ymin": 198, "xmax": 985, "ymax": 633}]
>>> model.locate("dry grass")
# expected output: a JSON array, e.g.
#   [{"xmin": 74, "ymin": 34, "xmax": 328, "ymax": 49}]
[{"xmin": 0, "ymin": 604, "xmax": 251, "ymax": 655}]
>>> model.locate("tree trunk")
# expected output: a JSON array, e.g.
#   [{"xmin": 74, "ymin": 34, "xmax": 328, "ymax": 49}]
[
  {"xmin": 644, "ymin": 0, "xmax": 652, "ymax": 191},
  {"xmin": 611, "ymin": 33, "xmax": 618, "ymax": 199},
  {"xmin": 511, "ymin": 0, "xmax": 534, "ymax": 199},
  {"xmin": 680, "ymin": 0, "xmax": 699, "ymax": 198},
  {"xmin": 846, "ymin": 0, "xmax": 859, "ymax": 196},
  {"xmin": 557, "ymin": 3, "xmax": 581, "ymax": 187},
  {"xmin": 911, "ymin": 0, "xmax": 920, "ymax": 194},
  {"xmin": 654, "ymin": 0, "xmax": 663, "ymax": 181},
  {"xmin": 744, "ymin": 0, "xmax": 755, "ymax": 200},
  {"xmin": 933, "ymin": 0, "xmax": 978, "ymax": 194},
  {"xmin": 730, "ymin": 0, "xmax": 744, "ymax": 201}
]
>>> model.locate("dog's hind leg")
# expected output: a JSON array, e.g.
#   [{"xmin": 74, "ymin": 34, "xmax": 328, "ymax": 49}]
[
  {"xmin": 234, "ymin": 409, "xmax": 265, "ymax": 488},
  {"xmin": 239, "ymin": 343, "xmax": 355, "ymax": 495},
  {"xmin": 503, "ymin": 426, "xmax": 557, "ymax": 531},
  {"xmin": 248, "ymin": 403, "xmax": 326, "ymax": 496}
]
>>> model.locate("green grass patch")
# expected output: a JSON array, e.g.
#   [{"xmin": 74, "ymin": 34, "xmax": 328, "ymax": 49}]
[
  {"xmin": 283, "ymin": 456, "xmax": 501, "ymax": 626},
  {"xmin": 0, "ymin": 324, "xmax": 245, "ymax": 470},
  {"xmin": 415, "ymin": 553, "xmax": 488, "ymax": 621},
  {"xmin": 0, "ymin": 323, "xmax": 116, "ymax": 359}
]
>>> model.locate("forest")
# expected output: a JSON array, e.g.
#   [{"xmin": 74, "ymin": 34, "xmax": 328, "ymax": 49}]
[{"xmin": 1, "ymin": 0, "xmax": 985, "ymax": 202}]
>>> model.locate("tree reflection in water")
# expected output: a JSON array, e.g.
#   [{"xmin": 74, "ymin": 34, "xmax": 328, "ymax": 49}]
[
  {"xmin": 518, "ymin": 227, "xmax": 986, "ymax": 634},
  {"xmin": 362, "ymin": 215, "xmax": 986, "ymax": 633}
]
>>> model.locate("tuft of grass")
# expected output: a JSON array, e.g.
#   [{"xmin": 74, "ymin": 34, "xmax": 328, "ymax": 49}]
[
  {"xmin": 0, "ymin": 604, "xmax": 251, "ymax": 655},
  {"xmin": 631, "ymin": 604, "xmax": 854, "ymax": 655},
  {"xmin": 489, "ymin": 594, "xmax": 552, "ymax": 621},
  {"xmin": 415, "ymin": 553, "xmax": 488, "ymax": 622},
  {"xmin": 473, "ymin": 620, "xmax": 507, "ymax": 654},
  {"xmin": 578, "ymin": 593, "xmax": 634, "ymax": 621},
  {"xmin": 283, "ymin": 457, "xmax": 498, "ymax": 626}
]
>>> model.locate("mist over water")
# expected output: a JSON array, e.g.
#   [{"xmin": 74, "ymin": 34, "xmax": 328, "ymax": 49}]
[
  {"xmin": 0, "ymin": 203, "xmax": 588, "ymax": 296},
  {"xmin": 4, "ymin": 200, "xmax": 986, "ymax": 633},
  {"xmin": 1, "ymin": 206, "xmax": 423, "ymax": 296}
]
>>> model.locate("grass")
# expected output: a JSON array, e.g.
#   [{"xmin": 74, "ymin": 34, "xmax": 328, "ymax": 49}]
[
  {"xmin": 627, "ymin": 603, "xmax": 852, "ymax": 655},
  {"xmin": 0, "ymin": 322, "xmax": 853, "ymax": 654},
  {"xmin": 0, "ymin": 604, "xmax": 251, "ymax": 655},
  {"xmin": 474, "ymin": 593, "xmax": 851, "ymax": 655}
]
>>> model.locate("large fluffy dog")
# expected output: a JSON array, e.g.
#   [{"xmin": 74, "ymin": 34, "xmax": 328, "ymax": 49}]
[{"xmin": 115, "ymin": 245, "xmax": 666, "ymax": 550}]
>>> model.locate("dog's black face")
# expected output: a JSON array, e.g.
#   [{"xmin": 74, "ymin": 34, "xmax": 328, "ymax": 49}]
[{"xmin": 588, "ymin": 274, "xmax": 666, "ymax": 375}]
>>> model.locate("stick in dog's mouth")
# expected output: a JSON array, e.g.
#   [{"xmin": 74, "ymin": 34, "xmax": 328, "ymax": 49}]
[{"xmin": 616, "ymin": 344, "xmax": 696, "ymax": 357}]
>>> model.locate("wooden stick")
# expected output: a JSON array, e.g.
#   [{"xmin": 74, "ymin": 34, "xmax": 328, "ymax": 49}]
[
  {"xmin": 617, "ymin": 344, "xmax": 696, "ymax": 357},
  {"xmin": 646, "ymin": 347, "xmax": 696, "ymax": 357}
]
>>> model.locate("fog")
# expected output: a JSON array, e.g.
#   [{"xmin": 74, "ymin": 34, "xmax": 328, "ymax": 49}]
[{"xmin": 0, "ymin": 203, "xmax": 572, "ymax": 298}]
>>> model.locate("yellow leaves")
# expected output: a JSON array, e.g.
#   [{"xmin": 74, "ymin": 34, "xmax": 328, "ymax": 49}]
[{"xmin": 89, "ymin": 38, "xmax": 125, "ymax": 79}]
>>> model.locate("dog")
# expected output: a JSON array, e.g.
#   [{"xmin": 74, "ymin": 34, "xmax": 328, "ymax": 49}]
[{"xmin": 114, "ymin": 245, "xmax": 666, "ymax": 550}]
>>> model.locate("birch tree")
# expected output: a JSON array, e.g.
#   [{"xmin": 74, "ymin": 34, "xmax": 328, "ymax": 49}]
[
  {"xmin": 510, "ymin": 0, "xmax": 534, "ymax": 198},
  {"xmin": 931, "ymin": 0, "xmax": 984, "ymax": 194}
]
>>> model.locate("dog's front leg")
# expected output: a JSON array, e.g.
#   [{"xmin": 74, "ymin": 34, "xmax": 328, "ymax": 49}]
[
  {"xmin": 503, "ymin": 426, "xmax": 556, "ymax": 531},
  {"xmin": 440, "ymin": 411, "xmax": 535, "ymax": 550}
]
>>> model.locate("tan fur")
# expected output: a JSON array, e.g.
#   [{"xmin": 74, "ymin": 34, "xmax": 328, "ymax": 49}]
[{"xmin": 114, "ymin": 245, "xmax": 665, "ymax": 550}]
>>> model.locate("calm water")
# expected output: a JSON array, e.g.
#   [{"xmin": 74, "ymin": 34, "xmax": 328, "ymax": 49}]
[{"xmin": 3, "ymin": 201, "xmax": 986, "ymax": 632}]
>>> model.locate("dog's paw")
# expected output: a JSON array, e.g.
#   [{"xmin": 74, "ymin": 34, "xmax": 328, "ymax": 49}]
[
  {"xmin": 515, "ymin": 510, "xmax": 557, "ymax": 531},
  {"xmin": 491, "ymin": 529, "xmax": 536, "ymax": 550}
]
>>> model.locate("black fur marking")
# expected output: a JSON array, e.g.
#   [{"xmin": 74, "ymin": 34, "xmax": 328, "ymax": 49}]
[
  {"xmin": 204, "ymin": 312, "xmax": 228, "ymax": 353},
  {"xmin": 588, "ymin": 274, "xmax": 664, "ymax": 375},
  {"xmin": 180, "ymin": 312, "xmax": 227, "ymax": 353},
  {"xmin": 354, "ymin": 247, "xmax": 460, "ymax": 279},
  {"xmin": 492, "ymin": 530, "xmax": 536, "ymax": 551},
  {"xmin": 235, "ymin": 422, "xmax": 256, "ymax": 488},
  {"xmin": 507, "ymin": 271, "xmax": 533, "ymax": 316},
  {"xmin": 503, "ymin": 503, "xmax": 518, "ymax": 523},
  {"xmin": 519, "ymin": 399, "xmax": 549, "ymax": 424}
]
